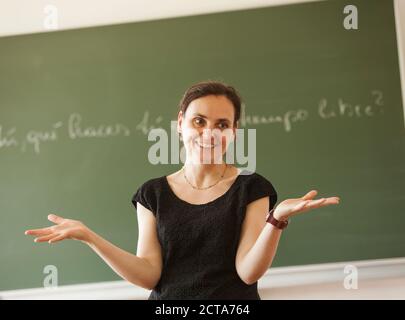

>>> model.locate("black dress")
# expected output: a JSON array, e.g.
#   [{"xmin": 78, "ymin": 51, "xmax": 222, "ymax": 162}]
[{"xmin": 131, "ymin": 169, "xmax": 278, "ymax": 300}]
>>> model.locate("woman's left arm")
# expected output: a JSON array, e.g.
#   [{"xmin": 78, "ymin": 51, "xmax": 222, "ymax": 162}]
[{"xmin": 235, "ymin": 190, "xmax": 340, "ymax": 285}]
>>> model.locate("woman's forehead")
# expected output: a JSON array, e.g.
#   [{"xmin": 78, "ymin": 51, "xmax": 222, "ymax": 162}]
[{"xmin": 186, "ymin": 95, "xmax": 234, "ymax": 120}]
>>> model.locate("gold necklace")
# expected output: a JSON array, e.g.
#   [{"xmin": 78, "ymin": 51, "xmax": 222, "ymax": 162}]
[{"xmin": 182, "ymin": 164, "xmax": 228, "ymax": 190}]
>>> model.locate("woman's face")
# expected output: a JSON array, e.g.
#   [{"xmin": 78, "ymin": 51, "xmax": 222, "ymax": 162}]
[{"xmin": 178, "ymin": 95, "xmax": 237, "ymax": 165}]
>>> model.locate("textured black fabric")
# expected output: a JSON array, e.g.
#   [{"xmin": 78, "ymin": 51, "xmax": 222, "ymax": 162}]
[{"xmin": 131, "ymin": 169, "xmax": 277, "ymax": 300}]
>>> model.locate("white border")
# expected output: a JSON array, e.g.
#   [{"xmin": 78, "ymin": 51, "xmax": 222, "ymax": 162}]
[{"xmin": 1, "ymin": 257, "xmax": 404, "ymax": 300}]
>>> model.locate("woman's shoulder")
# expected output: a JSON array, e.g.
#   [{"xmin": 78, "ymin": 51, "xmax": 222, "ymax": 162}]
[
  {"xmin": 131, "ymin": 175, "xmax": 167, "ymax": 212},
  {"xmin": 137, "ymin": 175, "xmax": 166, "ymax": 190},
  {"xmin": 237, "ymin": 169, "xmax": 278, "ymax": 208},
  {"xmin": 238, "ymin": 169, "xmax": 271, "ymax": 182}
]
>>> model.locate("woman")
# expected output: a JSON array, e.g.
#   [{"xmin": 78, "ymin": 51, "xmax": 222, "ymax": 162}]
[{"xmin": 25, "ymin": 81, "xmax": 340, "ymax": 300}]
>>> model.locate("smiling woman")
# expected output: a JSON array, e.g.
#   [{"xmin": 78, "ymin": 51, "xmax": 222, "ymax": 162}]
[
  {"xmin": 25, "ymin": 80, "xmax": 340, "ymax": 300},
  {"xmin": 177, "ymin": 94, "xmax": 236, "ymax": 166}
]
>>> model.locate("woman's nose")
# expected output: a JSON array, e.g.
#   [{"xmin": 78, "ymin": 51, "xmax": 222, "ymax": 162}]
[{"xmin": 201, "ymin": 128, "xmax": 220, "ymax": 143}]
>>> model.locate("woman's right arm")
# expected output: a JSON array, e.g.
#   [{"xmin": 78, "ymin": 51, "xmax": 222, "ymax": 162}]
[{"xmin": 24, "ymin": 203, "xmax": 162, "ymax": 291}]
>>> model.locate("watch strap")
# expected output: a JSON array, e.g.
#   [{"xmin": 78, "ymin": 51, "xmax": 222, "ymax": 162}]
[{"xmin": 266, "ymin": 207, "xmax": 289, "ymax": 230}]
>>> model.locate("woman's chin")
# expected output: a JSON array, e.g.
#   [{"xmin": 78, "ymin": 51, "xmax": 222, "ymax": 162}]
[
  {"xmin": 197, "ymin": 154, "xmax": 226, "ymax": 164},
  {"xmin": 185, "ymin": 146, "xmax": 227, "ymax": 164}
]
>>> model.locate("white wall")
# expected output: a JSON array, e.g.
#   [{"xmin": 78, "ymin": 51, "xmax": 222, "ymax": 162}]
[{"xmin": 0, "ymin": 0, "xmax": 319, "ymax": 37}]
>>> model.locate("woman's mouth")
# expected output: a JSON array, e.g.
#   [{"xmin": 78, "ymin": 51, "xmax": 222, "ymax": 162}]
[{"xmin": 194, "ymin": 140, "xmax": 220, "ymax": 149}]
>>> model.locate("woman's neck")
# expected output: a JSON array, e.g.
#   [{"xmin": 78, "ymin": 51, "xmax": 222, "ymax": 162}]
[{"xmin": 182, "ymin": 162, "xmax": 228, "ymax": 188}]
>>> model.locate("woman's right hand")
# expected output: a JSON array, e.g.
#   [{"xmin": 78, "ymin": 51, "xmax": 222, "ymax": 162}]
[{"xmin": 25, "ymin": 214, "xmax": 92, "ymax": 244}]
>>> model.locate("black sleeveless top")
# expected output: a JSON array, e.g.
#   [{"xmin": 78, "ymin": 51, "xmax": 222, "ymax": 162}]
[{"xmin": 131, "ymin": 169, "xmax": 278, "ymax": 300}]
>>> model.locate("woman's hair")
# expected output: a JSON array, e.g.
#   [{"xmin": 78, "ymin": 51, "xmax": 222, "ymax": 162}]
[{"xmin": 178, "ymin": 80, "xmax": 242, "ymax": 127}]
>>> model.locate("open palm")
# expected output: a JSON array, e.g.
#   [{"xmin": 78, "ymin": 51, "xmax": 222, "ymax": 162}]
[
  {"xmin": 274, "ymin": 190, "xmax": 340, "ymax": 221},
  {"xmin": 25, "ymin": 214, "xmax": 90, "ymax": 244}
]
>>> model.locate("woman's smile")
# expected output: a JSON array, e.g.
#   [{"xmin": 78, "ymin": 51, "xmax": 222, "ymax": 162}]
[{"xmin": 194, "ymin": 139, "xmax": 221, "ymax": 149}]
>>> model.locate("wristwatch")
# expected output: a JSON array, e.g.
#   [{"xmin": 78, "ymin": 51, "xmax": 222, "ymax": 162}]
[{"xmin": 266, "ymin": 207, "xmax": 289, "ymax": 230}]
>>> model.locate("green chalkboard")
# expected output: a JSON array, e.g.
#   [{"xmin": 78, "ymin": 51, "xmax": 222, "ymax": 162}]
[{"xmin": 0, "ymin": 0, "xmax": 404, "ymax": 291}]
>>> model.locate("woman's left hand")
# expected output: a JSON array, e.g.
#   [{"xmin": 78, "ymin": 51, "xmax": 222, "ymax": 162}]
[{"xmin": 273, "ymin": 190, "xmax": 340, "ymax": 221}]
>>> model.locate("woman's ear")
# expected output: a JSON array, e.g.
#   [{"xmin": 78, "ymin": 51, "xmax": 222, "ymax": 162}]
[{"xmin": 177, "ymin": 111, "xmax": 183, "ymax": 134}]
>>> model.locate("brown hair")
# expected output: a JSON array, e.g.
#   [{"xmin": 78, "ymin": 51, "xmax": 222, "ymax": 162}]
[{"xmin": 178, "ymin": 80, "xmax": 242, "ymax": 127}]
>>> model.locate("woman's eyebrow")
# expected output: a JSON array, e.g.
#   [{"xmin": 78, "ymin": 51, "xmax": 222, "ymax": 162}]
[{"xmin": 191, "ymin": 113, "xmax": 231, "ymax": 122}]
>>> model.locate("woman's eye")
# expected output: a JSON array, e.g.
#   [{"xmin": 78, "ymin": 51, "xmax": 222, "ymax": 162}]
[
  {"xmin": 218, "ymin": 122, "xmax": 229, "ymax": 129},
  {"xmin": 193, "ymin": 118, "xmax": 205, "ymax": 126}
]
